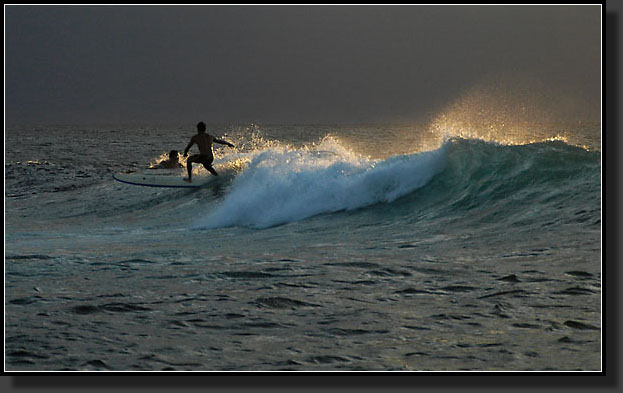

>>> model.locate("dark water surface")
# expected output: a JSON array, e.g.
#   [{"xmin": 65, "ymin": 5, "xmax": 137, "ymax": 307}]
[{"xmin": 5, "ymin": 123, "xmax": 601, "ymax": 371}]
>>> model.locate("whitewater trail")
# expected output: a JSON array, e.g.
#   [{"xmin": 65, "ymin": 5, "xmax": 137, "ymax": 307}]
[{"xmin": 194, "ymin": 138, "xmax": 449, "ymax": 229}]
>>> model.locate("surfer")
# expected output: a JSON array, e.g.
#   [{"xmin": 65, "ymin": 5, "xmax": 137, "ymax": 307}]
[
  {"xmin": 151, "ymin": 150, "xmax": 183, "ymax": 169},
  {"xmin": 183, "ymin": 121, "xmax": 235, "ymax": 182}
]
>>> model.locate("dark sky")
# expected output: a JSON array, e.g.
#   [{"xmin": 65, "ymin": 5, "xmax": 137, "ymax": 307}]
[{"xmin": 5, "ymin": 5, "xmax": 601, "ymax": 125}]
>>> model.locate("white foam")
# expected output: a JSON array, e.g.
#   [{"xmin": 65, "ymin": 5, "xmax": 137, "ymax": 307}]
[{"xmin": 194, "ymin": 138, "xmax": 448, "ymax": 229}]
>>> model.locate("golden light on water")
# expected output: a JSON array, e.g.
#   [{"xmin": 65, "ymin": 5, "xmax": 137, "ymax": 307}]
[
  {"xmin": 426, "ymin": 73, "xmax": 599, "ymax": 151},
  {"xmin": 430, "ymin": 112, "xmax": 571, "ymax": 147}
]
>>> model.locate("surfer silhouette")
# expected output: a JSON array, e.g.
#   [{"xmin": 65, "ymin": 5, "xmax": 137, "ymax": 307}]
[
  {"xmin": 183, "ymin": 122, "xmax": 235, "ymax": 182},
  {"xmin": 151, "ymin": 150, "xmax": 183, "ymax": 169}
]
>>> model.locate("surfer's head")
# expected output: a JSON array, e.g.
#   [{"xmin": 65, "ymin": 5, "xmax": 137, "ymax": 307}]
[
  {"xmin": 169, "ymin": 150, "xmax": 179, "ymax": 160},
  {"xmin": 197, "ymin": 122, "xmax": 206, "ymax": 133}
]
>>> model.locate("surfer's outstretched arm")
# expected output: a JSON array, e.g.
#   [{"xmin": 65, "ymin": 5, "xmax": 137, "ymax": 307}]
[{"xmin": 214, "ymin": 138, "xmax": 235, "ymax": 148}]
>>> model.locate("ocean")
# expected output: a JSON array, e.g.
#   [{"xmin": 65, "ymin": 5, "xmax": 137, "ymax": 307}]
[{"xmin": 5, "ymin": 122, "xmax": 601, "ymax": 371}]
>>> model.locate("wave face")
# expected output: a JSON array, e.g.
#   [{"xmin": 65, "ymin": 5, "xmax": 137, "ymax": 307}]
[
  {"xmin": 404, "ymin": 138, "xmax": 601, "ymax": 232},
  {"xmin": 194, "ymin": 137, "xmax": 599, "ymax": 229}
]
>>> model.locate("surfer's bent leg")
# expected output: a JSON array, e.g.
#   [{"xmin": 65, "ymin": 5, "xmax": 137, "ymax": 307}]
[
  {"xmin": 185, "ymin": 155, "xmax": 197, "ymax": 182},
  {"xmin": 201, "ymin": 155, "xmax": 218, "ymax": 176},
  {"xmin": 205, "ymin": 165, "xmax": 218, "ymax": 176}
]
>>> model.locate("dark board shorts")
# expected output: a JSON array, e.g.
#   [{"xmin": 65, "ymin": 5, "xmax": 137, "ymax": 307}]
[{"xmin": 189, "ymin": 154, "xmax": 214, "ymax": 167}]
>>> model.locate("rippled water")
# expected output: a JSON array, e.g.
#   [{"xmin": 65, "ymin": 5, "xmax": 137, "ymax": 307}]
[{"xmin": 5, "ymin": 123, "xmax": 601, "ymax": 371}]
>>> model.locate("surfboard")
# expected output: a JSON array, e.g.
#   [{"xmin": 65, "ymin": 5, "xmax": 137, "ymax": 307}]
[{"xmin": 113, "ymin": 171, "xmax": 216, "ymax": 188}]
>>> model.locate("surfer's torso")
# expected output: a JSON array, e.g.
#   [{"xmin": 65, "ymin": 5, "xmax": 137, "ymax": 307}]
[{"xmin": 191, "ymin": 133, "xmax": 215, "ymax": 157}]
